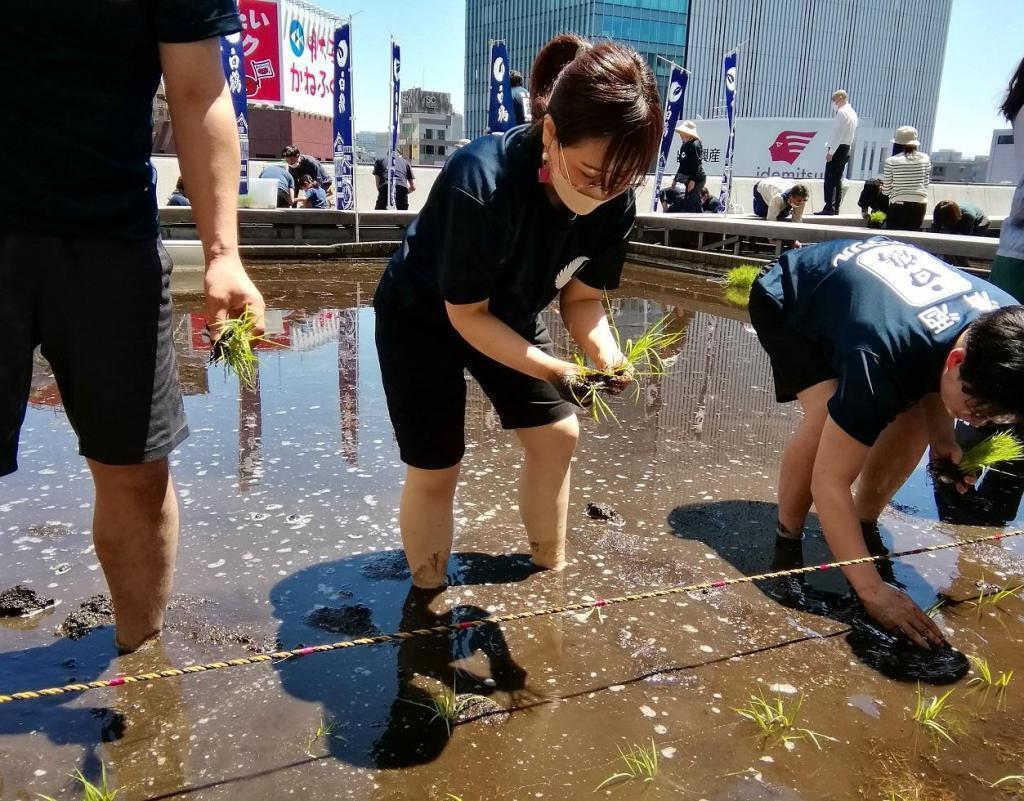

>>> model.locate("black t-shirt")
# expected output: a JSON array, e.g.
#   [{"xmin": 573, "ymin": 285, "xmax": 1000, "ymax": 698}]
[
  {"xmin": 288, "ymin": 155, "xmax": 332, "ymax": 189},
  {"xmin": 376, "ymin": 126, "xmax": 634, "ymax": 333},
  {"xmin": 511, "ymin": 86, "xmax": 531, "ymax": 126},
  {"xmin": 756, "ymin": 237, "xmax": 1016, "ymax": 445},
  {"xmin": 0, "ymin": 0, "xmax": 241, "ymax": 240},
  {"xmin": 373, "ymin": 157, "xmax": 414, "ymax": 189}
]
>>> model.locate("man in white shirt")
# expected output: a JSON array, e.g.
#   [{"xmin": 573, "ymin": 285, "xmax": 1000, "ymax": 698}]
[{"xmin": 817, "ymin": 89, "xmax": 858, "ymax": 215}]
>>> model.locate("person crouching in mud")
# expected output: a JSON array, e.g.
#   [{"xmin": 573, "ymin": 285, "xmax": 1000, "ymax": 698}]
[
  {"xmin": 749, "ymin": 237, "xmax": 1024, "ymax": 648},
  {"xmin": 373, "ymin": 34, "xmax": 662, "ymax": 588}
]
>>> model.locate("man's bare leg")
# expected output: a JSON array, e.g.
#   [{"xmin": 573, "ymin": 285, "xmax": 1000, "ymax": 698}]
[
  {"xmin": 777, "ymin": 380, "xmax": 838, "ymax": 538},
  {"xmin": 88, "ymin": 458, "xmax": 178, "ymax": 651}
]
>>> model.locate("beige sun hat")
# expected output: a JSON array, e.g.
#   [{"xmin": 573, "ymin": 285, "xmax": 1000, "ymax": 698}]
[
  {"xmin": 675, "ymin": 119, "xmax": 699, "ymax": 138},
  {"xmin": 892, "ymin": 125, "xmax": 920, "ymax": 147}
]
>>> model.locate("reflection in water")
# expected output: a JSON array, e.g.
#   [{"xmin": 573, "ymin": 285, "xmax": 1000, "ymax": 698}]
[
  {"xmin": 270, "ymin": 552, "xmax": 536, "ymax": 770},
  {"xmin": 667, "ymin": 500, "xmax": 969, "ymax": 684}
]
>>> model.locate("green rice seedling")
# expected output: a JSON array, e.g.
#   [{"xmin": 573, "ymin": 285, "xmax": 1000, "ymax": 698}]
[
  {"xmin": 445, "ymin": 795, "xmax": 465, "ymax": 801},
  {"xmin": 925, "ymin": 596, "xmax": 949, "ymax": 618},
  {"xmin": 594, "ymin": 738, "xmax": 659, "ymax": 792},
  {"xmin": 721, "ymin": 264, "xmax": 761, "ymax": 307},
  {"xmin": 570, "ymin": 297, "xmax": 684, "ymax": 424},
  {"xmin": 733, "ymin": 689, "xmax": 836, "ymax": 750},
  {"xmin": 402, "ymin": 678, "xmax": 488, "ymax": 736},
  {"xmin": 911, "ymin": 684, "xmax": 962, "ymax": 745},
  {"xmin": 967, "ymin": 579, "xmax": 1024, "ymax": 620},
  {"xmin": 993, "ymin": 774, "xmax": 1024, "ymax": 789},
  {"xmin": 38, "ymin": 764, "xmax": 119, "ymax": 801},
  {"xmin": 209, "ymin": 305, "xmax": 281, "ymax": 391},
  {"xmin": 868, "ymin": 210, "xmax": 887, "ymax": 228},
  {"xmin": 959, "ymin": 431, "xmax": 1024, "ymax": 474},
  {"xmin": 304, "ymin": 714, "xmax": 343, "ymax": 757}
]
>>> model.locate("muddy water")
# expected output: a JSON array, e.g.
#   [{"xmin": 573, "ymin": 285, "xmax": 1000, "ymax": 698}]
[{"xmin": 1, "ymin": 262, "xmax": 1023, "ymax": 801}]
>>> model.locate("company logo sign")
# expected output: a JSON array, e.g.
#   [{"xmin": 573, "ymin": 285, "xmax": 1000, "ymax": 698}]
[
  {"xmin": 668, "ymin": 81, "xmax": 682, "ymax": 102},
  {"xmin": 492, "ymin": 56, "xmax": 505, "ymax": 83},
  {"xmin": 768, "ymin": 130, "xmax": 817, "ymax": 164}
]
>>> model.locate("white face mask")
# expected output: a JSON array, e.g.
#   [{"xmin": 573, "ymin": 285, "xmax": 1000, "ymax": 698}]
[{"xmin": 549, "ymin": 141, "xmax": 609, "ymax": 216}]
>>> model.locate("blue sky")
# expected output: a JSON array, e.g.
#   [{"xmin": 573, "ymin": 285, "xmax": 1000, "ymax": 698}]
[{"xmin": 324, "ymin": 0, "xmax": 1021, "ymax": 157}]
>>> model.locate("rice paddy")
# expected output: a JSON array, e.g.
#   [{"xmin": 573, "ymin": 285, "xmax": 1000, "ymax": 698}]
[{"xmin": 733, "ymin": 688, "xmax": 835, "ymax": 751}]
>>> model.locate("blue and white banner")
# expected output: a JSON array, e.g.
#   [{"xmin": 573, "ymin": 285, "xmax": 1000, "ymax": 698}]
[
  {"xmin": 651, "ymin": 66, "xmax": 688, "ymax": 212},
  {"xmin": 332, "ymin": 23, "xmax": 355, "ymax": 210},
  {"xmin": 717, "ymin": 49, "xmax": 738, "ymax": 213},
  {"xmin": 220, "ymin": 33, "xmax": 250, "ymax": 194},
  {"xmin": 487, "ymin": 40, "xmax": 514, "ymax": 134},
  {"xmin": 387, "ymin": 40, "xmax": 401, "ymax": 209}
]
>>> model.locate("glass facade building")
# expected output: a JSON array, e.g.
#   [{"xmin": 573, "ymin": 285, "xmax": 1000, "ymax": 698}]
[{"xmin": 464, "ymin": 0, "xmax": 690, "ymax": 139}]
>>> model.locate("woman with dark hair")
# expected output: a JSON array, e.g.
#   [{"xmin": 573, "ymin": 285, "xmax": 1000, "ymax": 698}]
[
  {"xmin": 991, "ymin": 55, "xmax": 1024, "ymax": 300},
  {"xmin": 373, "ymin": 34, "xmax": 662, "ymax": 588},
  {"xmin": 881, "ymin": 126, "xmax": 931, "ymax": 231}
]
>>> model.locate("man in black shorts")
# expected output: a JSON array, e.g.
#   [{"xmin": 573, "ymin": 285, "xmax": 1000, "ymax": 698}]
[
  {"xmin": 749, "ymin": 238, "xmax": 1024, "ymax": 647},
  {"xmin": 1, "ymin": 2, "xmax": 265, "ymax": 652}
]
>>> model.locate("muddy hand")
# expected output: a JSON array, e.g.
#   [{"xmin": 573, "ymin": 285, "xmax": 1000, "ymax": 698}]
[
  {"xmin": 927, "ymin": 459, "xmax": 976, "ymax": 494},
  {"xmin": 601, "ymin": 363, "xmax": 636, "ymax": 396},
  {"xmin": 857, "ymin": 582, "xmax": 947, "ymax": 649},
  {"xmin": 553, "ymin": 369, "xmax": 593, "ymax": 408}
]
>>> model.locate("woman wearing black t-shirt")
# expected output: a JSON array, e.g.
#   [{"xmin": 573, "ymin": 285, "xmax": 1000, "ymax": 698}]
[
  {"xmin": 373, "ymin": 34, "xmax": 662, "ymax": 588},
  {"xmin": 672, "ymin": 120, "xmax": 706, "ymax": 213}
]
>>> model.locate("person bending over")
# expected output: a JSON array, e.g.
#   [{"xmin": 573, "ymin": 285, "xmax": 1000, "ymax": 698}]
[
  {"xmin": 373, "ymin": 34, "xmax": 661, "ymax": 587},
  {"xmin": 749, "ymin": 237, "xmax": 1024, "ymax": 647}
]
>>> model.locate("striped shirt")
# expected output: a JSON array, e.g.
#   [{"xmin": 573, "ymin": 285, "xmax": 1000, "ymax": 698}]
[{"xmin": 882, "ymin": 152, "xmax": 931, "ymax": 203}]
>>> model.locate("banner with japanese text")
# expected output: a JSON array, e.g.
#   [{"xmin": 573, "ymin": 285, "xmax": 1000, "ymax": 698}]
[
  {"xmin": 487, "ymin": 41, "xmax": 514, "ymax": 133},
  {"xmin": 332, "ymin": 23, "xmax": 355, "ymax": 210},
  {"xmin": 281, "ymin": 0, "xmax": 339, "ymax": 115},
  {"xmin": 718, "ymin": 50, "xmax": 738, "ymax": 212},
  {"xmin": 388, "ymin": 41, "xmax": 401, "ymax": 209},
  {"xmin": 238, "ymin": 0, "xmax": 281, "ymax": 103},
  {"xmin": 651, "ymin": 66, "xmax": 688, "ymax": 212},
  {"xmin": 220, "ymin": 34, "xmax": 250, "ymax": 193}
]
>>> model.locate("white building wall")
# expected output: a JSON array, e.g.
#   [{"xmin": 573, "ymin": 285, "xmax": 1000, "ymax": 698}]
[
  {"xmin": 683, "ymin": 0, "xmax": 952, "ymax": 152},
  {"xmin": 987, "ymin": 129, "xmax": 1018, "ymax": 185}
]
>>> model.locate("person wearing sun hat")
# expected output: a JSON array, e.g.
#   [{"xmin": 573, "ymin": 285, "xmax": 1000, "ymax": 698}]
[
  {"xmin": 671, "ymin": 119, "xmax": 706, "ymax": 212},
  {"xmin": 881, "ymin": 125, "xmax": 931, "ymax": 231}
]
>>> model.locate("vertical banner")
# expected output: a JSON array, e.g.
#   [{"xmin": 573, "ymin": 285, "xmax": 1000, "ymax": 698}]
[
  {"xmin": 220, "ymin": 34, "xmax": 250, "ymax": 194},
  {"xmin": 333, "ymin": 23, "xmax": 355, "ymax": 210},
  {"xmin": 718, "ymin": 50, "xmax": 738, "ymax": 213},
  {"xmin": 650, "ymin": 66, "xmax": 688, "ymax": 212},
  {"xmin": 238, "ymin": 0, "xmax": 281, "ymax": 102},
  {"xmin": 487, "ymin": 40, "xmax": 513, "ymax": 133},
  {"xmin": 388, "ymin": 40, "xmax": 401, "ymax": 210},
  {"xmin": 280, "ymin": 0, "xmax": 339, "ymax": 115}
]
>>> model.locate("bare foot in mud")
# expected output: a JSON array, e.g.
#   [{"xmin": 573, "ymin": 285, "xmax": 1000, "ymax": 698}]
[
  {"xmin": 410, "ymin": 550, "xmax": 449, "ymax": 589},
  {"xmin": 529, "ymin": 540, "xmax": 566, "ymax": 572}
]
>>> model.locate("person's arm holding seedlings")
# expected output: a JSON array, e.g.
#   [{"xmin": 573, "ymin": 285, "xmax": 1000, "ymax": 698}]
[
  {"xmin": 445, "ymin": 300, "xmax": 581, "ymax": 387},
  {"xmin": 920, "ymin": 392, "xmax": 973, "ymax": 492},
  {"xmin": 811, "ymin": 418, "xmax": 947, "ymax": 648},
  {"xmin": 161, "ymin": 37, "xmax": 264, "ymax": 335},
  {"xmin": 558, "ymin": 277, "xmax": 633, "ymax": 389}
]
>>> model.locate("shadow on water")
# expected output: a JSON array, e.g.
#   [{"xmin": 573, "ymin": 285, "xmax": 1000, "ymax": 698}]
[
  {"xmin": 270, "ymin": 550, "xmax": 541, "ymax": 770},
  {"xmin": 666, "ymin": 499, "xmax": 970, "ymax": 684}
]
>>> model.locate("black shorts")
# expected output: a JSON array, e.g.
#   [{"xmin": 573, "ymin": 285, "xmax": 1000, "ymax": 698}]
[
  {"xmin": 0, "ymin": 232, "xmax": 188, "ymax": 476},
  {"xmin": 374, "ymin": 288, "xmax": 575, "ymax": 470},
  {"xmin": 747, "ymin": 280, "xmax": 836, "ymax": 402}
]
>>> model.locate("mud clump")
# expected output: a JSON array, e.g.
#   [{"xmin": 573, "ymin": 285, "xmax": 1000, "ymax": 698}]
[
  {"xmin": 306, "ymin": 604, "xmax": 377, "ymax": 636},
  {"xmin": 56, "ymin": 595, "xmax": 114, "ymax": 639},
  {"xmin": 0, "ymin": 585, "xmax": 56, "ymax": 617},
  {"xmin": 360, "ymin": 551, "xmax": 412, "ymax": 581},
  {"xmin": 25, "ymin": 522, "xmax": 75, "ymax": 540},
  {"xmin": 585, "ymin": 502, "xmax": 623, "ymax": 524},
  {"xmin": 454, "ymin": 694, "xmax": 510, "ymax": 727}
]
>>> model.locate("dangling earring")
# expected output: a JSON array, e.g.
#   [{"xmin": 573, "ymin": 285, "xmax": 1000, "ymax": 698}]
[{"xmin": 538, "ymin": 150, "xmax": 551, "ymax": 183}]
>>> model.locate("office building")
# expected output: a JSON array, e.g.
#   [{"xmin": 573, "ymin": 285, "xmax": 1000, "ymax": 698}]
[
  {"xmin": 930, "ymin": 149, "xmax": 989, "ymax": 184},
  {"xmin": 987, "ymin": 129, "xmax": 1018, "ymax": 184},
  {"xmin": 683, "ymin": 0, "xmax": 953, "ymax": 152},
  {"xmin": 464, "ymin": 0, "xmax": 691, "ymax": 138},
  {"xmin": 399, "ymin": 88, "xmax": 464, "ymax": 167}
]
